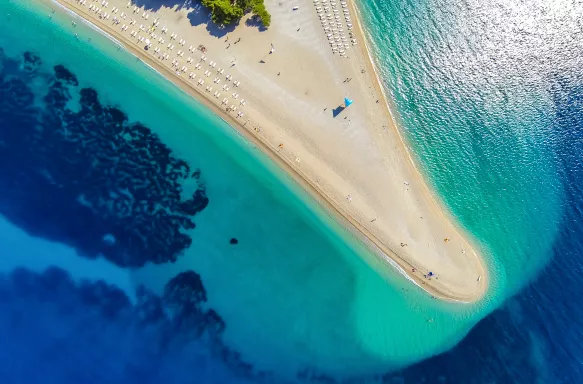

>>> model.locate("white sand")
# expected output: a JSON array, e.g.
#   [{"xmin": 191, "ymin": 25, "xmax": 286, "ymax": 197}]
[{"xmin": 52, "ymin": 0, "xmax": 488, "ymax": 302}]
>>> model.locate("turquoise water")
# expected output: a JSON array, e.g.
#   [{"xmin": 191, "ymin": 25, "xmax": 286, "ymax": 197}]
[
  {"xmin": 358, "ymin": 0, "xmax": 565, "ymax": 292},
  {"xmin": 0, "ymin": 0, "xmax": 570, "ymax": 382}
]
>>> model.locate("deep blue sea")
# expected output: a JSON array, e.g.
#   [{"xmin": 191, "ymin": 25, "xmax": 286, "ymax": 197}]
[{"xmin": 1, "ymin": 0, "xmax": 583, "ymax": 383}]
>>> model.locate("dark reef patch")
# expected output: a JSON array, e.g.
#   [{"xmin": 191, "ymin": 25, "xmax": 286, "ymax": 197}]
[
  {"xmin": 53, "ymin": 64, "xmax": 79, "ymax": 86},
  {"xmin": 23, "ymin": 51, "xmax": 42, "ymax": 74},
  {"xmin": 230, "ymin": 238, "xmax": 238, "ymax": 245},
  {"xmin": 0, "ymin": 50, "xmax": 209, "ymax": 268},
  {"xmin": 164, "ymin": 270, "xmax": 221, "ymax": 338},
  {"xmin": 0, "ymin": 266, "xmax": 257, "ymax": 382},
  {"xmin": 0, "ymin": 47, "xmax": 262, "ymax": 382}
]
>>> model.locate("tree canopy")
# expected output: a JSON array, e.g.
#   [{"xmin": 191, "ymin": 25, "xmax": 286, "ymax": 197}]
[
  {"xmin": 201, "ymin": 0, "xmax": 271, "ymax": 28},
  {"xmin": 252, "ymin": 2, "xmax": 271, "ymax": 27}
]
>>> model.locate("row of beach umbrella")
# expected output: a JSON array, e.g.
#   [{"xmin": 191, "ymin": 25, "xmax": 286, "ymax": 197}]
[
  {"xmin": 74, "ymin": 0, "xmax": 250, "ymax": 118},
  {"xmin": 313, "ymin": 0, "xmax": 356, "ymax": 56}
]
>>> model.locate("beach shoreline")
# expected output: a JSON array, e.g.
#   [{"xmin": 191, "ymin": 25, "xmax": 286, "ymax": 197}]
[
  {"xmin": 345, "ymin": 2, "xmax": 491, "ymax": 296},
  {"xmin": 42, "ymin": 0, "xmax": 487, "ymax": 302}
]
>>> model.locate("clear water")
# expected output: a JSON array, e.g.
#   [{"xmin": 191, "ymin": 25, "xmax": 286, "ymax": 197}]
[
  {"xmin": 358, "ymin": 0, "xmax": 567, "ymax": 293},
  {"xmin": 356, "ymin": 0, "xmax": 583, "ymax": 381},
  {"xmin": 1, "ymin": 0, "xmax": 581, "ymax": 383}
]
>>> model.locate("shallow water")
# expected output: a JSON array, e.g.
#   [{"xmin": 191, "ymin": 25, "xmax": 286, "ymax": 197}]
[
  {"xmin": 359, "ymin": 0, "xmax": 568, "ymax": 291},
  {"xmin": 358, "ymin": 0, "xmax": 583, "ymax": 381},
  {"xmin": 0, "ymin": 0, "xmax": 581, "ymax": 383}
]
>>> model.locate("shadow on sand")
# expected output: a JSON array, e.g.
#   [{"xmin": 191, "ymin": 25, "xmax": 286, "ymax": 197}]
[
  {"xmin": 332, "ymin": 106, "xmax": 345, "ymax": 117},
  {"xmin": 131, "ymin": 0, "xmax": 192, "ymax": 12},
  {"xmin": 187, "ymin": 10, "xmax": 238, "ymax": 38},
  {"xmin": 245, "ymin": 16, "xmax": 268, "ymax": 32},
  {"xmin": 130, "ymin": 1, "xmax": 266, "ymax": 37}
]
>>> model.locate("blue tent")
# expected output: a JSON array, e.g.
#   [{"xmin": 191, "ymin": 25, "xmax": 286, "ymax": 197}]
[{"xmin": 344, "ymin": 97, "xmax": 354, "ymax": 107}]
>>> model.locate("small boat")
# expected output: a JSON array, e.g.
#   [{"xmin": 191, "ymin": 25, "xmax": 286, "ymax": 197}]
[{"xmin": 292, "ymin": 6, "xmax": 299, "ymax": 10}]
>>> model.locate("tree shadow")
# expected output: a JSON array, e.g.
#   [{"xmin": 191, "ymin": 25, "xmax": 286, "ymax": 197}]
[
  {"xmin": 203, "ymin": 17, "xmax": 239, "ymax": 38},
  {"xmin": 183, "ymin": 3, "xmax": 211, "ymax": 28},
  {"xmin": 130, "ymin": 0, "xmax": 241, "ymax": 39},
  {"xmin": 332, "ymin": 106, "xmax": 345, "ymax": 117},
  {"xmin": 130, "ymin": 0, "xmax": 193, "ymax": 12},
  {"xmin": 131, "ymin": 0, "xmax": 266, "ymax": 38},
  {"xmin": 245, "ymin": 16, "xmax": 268, "ymax": 32}
]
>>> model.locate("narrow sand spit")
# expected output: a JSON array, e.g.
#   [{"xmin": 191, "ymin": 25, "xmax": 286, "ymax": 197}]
[{"xmin": 49, "ymin": 0, "xmax": 488, "ymax": 302}]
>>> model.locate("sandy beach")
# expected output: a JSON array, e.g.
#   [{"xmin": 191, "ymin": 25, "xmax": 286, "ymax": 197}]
[{"xmin": 46, "ymin": 0, "xmax": 487, "ymax": 302}]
